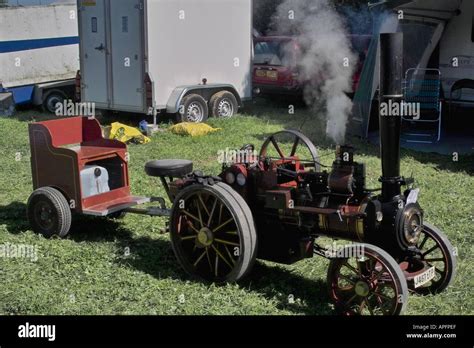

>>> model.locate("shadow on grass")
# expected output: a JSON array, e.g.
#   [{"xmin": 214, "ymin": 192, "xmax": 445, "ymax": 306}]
[
  {"xmin": 348, "ymin": 137, "xmax": 474, "ymax": 176},
  {"xmin": 114, "ymin": 234, "xmax": 337, "ymax": 314},
  {"xmin": 243, "ymin": 261, "xmax": 335, "ymax": 315},
  {"xmin": 111, "ymin": 232, "xmax": 336, "ymax": 314},
  {"xmin": 115, "ymin": 235, "xmax": 189, "ymax": 282},
  {"xmin": 0, "ymin": 201, "xmax": 186, "ymax": 281},
  {"xmin": 0, "ymin": 201, "xmax": 135, "ymax": 241},
  {"xmin": 68, "ymin": 215, "xmax": 135, "ymax": 243},
  {"xmin": 0, "ymin": 201, "xmax": 337, "ymax": 314},
  {"xmin": 0, "ymin": 201, "xmax": 30, "ymax": 234}
]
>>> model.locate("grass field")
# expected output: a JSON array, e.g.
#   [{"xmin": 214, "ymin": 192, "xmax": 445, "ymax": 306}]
[{"xmin": 0, "ymin": 100, "xmax": 473, "ymax": 315}]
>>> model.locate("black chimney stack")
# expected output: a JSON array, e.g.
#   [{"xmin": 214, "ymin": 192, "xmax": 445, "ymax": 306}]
[{"xmin": 378, "ymin": 33, "xmax": 404, "ymax": 202}]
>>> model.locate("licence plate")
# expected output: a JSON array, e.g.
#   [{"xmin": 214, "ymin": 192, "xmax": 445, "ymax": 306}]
[
  {"xmin": 256, "ymin": 70, "xmax": 266, "ymax": 77},
  {"xmin": 414, "ymin": 266, "xmax": 435, "ymax": 288},
  {"xmin": 267, "ymin": 71, "xmax": 278, "ymax": 80}
]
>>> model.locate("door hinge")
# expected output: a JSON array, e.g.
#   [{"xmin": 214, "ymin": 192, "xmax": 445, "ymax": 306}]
[
  {"xmin": 137, "ymin": 88, "xmax": 144, "ymax": 93},
  {"xmin": 135, "ymin": 2, "xmax": 144, "ymax": 10}
]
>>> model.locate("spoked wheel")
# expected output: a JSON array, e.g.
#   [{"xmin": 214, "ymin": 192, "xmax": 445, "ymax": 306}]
[
  {"xmin": 170, "ymin": 182, "xmax": 257, "ymax": 282},
  {"xmin": 27, "ymin": 187, "xmax": 72, "ymax": 238},
  {"xmin": 409, "ymin": 223, "xmax": 456, "ymax": 295},
  {"xmin": 259, "ymin": 130, "xmax": 320, "ymax": 171},
  {"xmin": 327, "ymin": 244, "xmax": 408, "ymax": 315}
]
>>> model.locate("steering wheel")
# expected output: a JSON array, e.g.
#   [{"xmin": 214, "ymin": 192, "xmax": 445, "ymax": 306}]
[
  {"xmin": 240, "ymin": 144, "xmax": 255, "ymax": 152},
  {"xmin": 259, "ymin": 130, "xmax": 321, "ymax": 172},
  {"xmin": 238, "ymin": 144, "xmax": 258, "ymax": 168}
]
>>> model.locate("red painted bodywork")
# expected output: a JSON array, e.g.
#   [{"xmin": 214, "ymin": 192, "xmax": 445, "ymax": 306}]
[{"xmin": 28, "ymin": 116, "xmax": 133, "ymax": 214}]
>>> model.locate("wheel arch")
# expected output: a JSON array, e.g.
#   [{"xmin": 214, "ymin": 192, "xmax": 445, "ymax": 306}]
[{"xmin": 166, "ymin": 84, "xmax": 242, "ymax": 113}]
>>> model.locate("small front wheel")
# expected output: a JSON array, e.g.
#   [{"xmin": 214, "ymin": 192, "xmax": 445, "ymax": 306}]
[
  {"xmin": 27, "ymin": 187, "xmax": 72, "ymax": 238},
  {"xmin": 327, "ymin": 243, "xmax": 408, "ymax": 315},
  {"xmin": 408, "ymin": 223, "xmax": 456, "ymax": 295}
]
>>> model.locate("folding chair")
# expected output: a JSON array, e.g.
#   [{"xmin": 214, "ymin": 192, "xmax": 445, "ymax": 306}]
[{"xmin": 402, "ymin": 68, "xmax": 442, "ymax": 143}]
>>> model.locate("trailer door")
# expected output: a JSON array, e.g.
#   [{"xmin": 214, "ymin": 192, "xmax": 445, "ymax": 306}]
[
  {"xmin": 109, "ymin": 0, "xmax": 145, "ymax": 111},
  {"xmin": 79, "ymin": 0, "xmax": 108, "ymax": 106}
]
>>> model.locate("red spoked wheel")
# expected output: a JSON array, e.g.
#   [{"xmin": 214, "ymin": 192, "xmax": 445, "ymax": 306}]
[
  {"xmin": 327, "ymin": 244, "xmax": 408, "ymax": 315},
  {"xmin": 409, "ymin": 223, "xmax": 456, "ymax": 294},
  {"xmin": 259, "ymin": 130, "xmax": 321, "ymax": 172},
  {"xmin": 169, "ymin": 182, "xmax": 257, "ymax": 282}
]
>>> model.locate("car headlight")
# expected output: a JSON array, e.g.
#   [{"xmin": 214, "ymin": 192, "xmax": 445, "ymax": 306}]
[
  {"xmin": 236, "ymin": 173, "xmax": 246, "ymax": 186},
  {"xmin": 225, "ymin": 172, "xmax": 235, "ymax": 185}
]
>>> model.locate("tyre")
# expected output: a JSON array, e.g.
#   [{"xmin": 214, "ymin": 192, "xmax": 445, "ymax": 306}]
[
  {"xmin": 43, "ymin": 90, "xmax": 67, "ymax": 114},
  {"xmin": 27, "ymin": 187, "xmax": 72, "ymax": 238},
  {"xmin": 177, "ymin": 94, "xmax": 209, "ymax": 123},
  {"xmin": 408, "ymin": 223, "xmax": 456, "ymax": 295},
  {"xmin": 214, "ymin": 182, "xmax": 258, "ymax": 267},
  {"xmin": 209, "ymin": 91, "xmax": 238, "ymax": 118},
  {"xmin": 169, "ymin": 182, "xmax": 257, "ymax": 282},
  {"xmin": 327, "ymin": 243, "xmax": 408, "ymax": 315}
]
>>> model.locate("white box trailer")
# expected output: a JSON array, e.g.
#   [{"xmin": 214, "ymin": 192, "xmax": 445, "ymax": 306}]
[
  {"xmin": 0, "ymin": 4, "xmax": 79, "ymax": 112},
  {"xmin": 77, "ymin": 0, "xmax": 253, "ymax": 122}
]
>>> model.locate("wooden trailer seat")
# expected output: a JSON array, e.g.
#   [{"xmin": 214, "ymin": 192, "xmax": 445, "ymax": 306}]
[{"xmin": 29, "ymin": 116, "xmax": 149, "ymax": 216}]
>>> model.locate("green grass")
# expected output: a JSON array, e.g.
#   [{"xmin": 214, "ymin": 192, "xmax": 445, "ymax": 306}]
[{"xmin": 0, "ymin": 100, "xmax": 473, "ymax": 315}]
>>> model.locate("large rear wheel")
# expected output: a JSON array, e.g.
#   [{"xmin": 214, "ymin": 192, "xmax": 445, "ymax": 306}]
[{"xmin": 169, "ymin": 182, "xmax": 257, "ymax": 282}]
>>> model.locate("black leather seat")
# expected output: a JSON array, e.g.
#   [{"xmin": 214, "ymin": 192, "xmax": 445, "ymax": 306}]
[{"xmin": 145, "ymin": 159, "xmax": 193, "ymax": 178}]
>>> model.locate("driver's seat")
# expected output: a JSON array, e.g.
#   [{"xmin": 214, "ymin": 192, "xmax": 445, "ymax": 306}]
[{"xmin": 145, "ymin": 159, "xmax": 193, "ymax": 178}]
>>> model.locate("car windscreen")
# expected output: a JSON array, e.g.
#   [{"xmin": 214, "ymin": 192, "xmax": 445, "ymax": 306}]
[{"xmin": 254, "ymin": 40, "xmax": 291, "ymax": 66}]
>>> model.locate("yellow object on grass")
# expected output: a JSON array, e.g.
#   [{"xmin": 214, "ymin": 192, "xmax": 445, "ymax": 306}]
[
  {"xmin": 169, "ymin": 122, "xmax": 221, "ymax": 137},
  {"xmin": 109, "ymin": 122, "xmax": 151, "ymax": 144}
]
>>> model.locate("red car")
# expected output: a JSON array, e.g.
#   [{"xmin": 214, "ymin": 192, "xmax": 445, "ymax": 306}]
[
  {"xmin": 253, "ymin": 35, "xmax": 371, "ymax": 97},
  {"xmin": 253, "ymin": 36, "xmax": 303, "ymax": 96}
]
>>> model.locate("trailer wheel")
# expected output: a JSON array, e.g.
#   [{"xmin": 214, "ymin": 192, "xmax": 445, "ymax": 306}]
[
  {"xmin": 27, "ymin": 187, "xmax": 72, "ymax": 238},
  {"xmin": 177, "ymin": 94, "xmax": 208, "ymax": 123},
  {"xmin": 209, "ymin": 91, "xmax": 238, "ymax": 118},
  {"xmin": 43, "ymin": 90, "xmax": 67, "ymax": 114},
  {"xmin": 327, "ymin": 243, "xmax": 408, "ymax": 315},
  {"xmin": 169, "ymin": 182, "xmax": 257, "ymax": 282},
  {"xmin": 408, "ymin": 223, "xmax": 456, "ymax": 295}
]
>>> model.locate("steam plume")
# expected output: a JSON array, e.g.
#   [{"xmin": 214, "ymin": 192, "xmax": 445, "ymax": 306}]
[{"xmin": 271, "ymin": 0, "xmax": 357, "ymax": 143}]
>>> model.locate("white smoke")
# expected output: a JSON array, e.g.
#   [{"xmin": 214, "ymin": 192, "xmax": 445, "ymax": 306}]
[{"xmin": 271, "ymin": 0, "xmax": 357, "ymax": 143}]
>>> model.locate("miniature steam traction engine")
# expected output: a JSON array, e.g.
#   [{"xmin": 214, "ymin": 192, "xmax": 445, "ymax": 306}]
[{"xmin": 27, "ymin": 34, "xmax": 455, "ymax": 315}]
